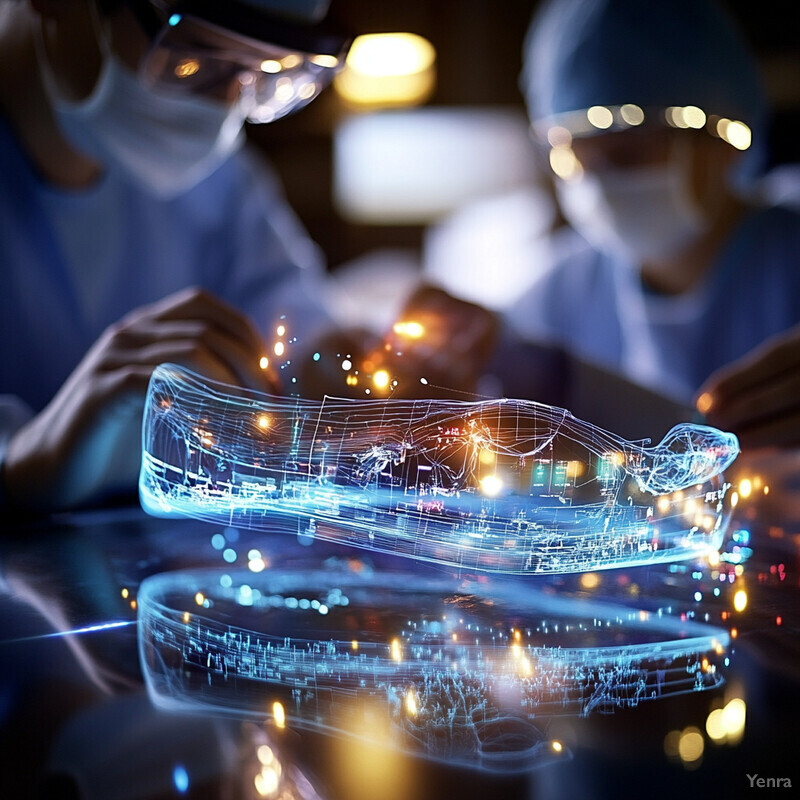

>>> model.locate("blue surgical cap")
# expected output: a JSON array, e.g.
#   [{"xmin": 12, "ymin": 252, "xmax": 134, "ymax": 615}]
[{"xmin": 521, "ymin": 0, "xmax": 767, "ymax": 140}]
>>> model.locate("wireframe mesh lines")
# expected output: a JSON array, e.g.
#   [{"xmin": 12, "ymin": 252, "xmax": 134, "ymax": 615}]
[
  {"xmin": 138, "ymin": 568, "xmax": 729, "ymax": 773},
  {"xmin": 139, "ymin": 364, "xmax": 740, "ymax": 574}
]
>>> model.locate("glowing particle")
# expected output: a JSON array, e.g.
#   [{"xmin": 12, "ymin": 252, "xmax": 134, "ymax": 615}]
[
  {"xmin": 211, "ymin": 533, "xmax": 226, "ymax": 550},
  {"xmin": 351, "ymin": 640, "xmax": 359, "ymax": 650},
  {"xmin": 259, "ymin": 356, "xmax": 270, "ymax": 370},
  {"xmin": 721, "ymin": 697, "xmax": 746, "ymax": 741},
  {"xmin": 406, "ymin": 688, "xmax": 418, "ymax": 716},
  {"xmin": 733, "ymin": 589, "xmax": 747, "ymax": 612},
  {"xmin": 254, "ymin": 765, "xmax": 279, "ymax": 797},
  {"xmin": 174, "ymin": 58, "xmax": 200, "ymax": 79},
  {"xmin": 257, "ymin": 415, "xmax": 270, "ymax": 430},
  {"xmin": 260, "ymin": 59, "xmax": 282, "ymax": 73},
  {"xmin": 223, "ymin": 548, "xmax": 237, "ymax": 564},
  {"xmin": 678, "ymin": 727, "xmax": 704, "ymax": 763},
  {"xmin": 696, "ymin": 392, "xmax": 713, "ymax": 415},
  {"xmin": 373, "ymin": 369, "xmax": 390, "ymax": 389},
  {"xmin": 341, "ymin": 359, "xmax": 352, "ymax": 371},
  {"xmin": 272, "ymin": 701, "xmax": 286, "ymax": 728},
  {"xmin": 551, "ymin": 740, "xmax": 563, "ymax": 753},
  {"xmin": 682, "ymin": 105, "xmax": 706, "ymax": 129},
  {"xmin": 587, "ymin": 105, "xmax": 613, "ymax": 129},
  {"xmin": 182, "ymin": 611, "xmax": 190, "ymax": 623},
  {"xmin": 393, "ymin": 321, "xmax": 425, "ymax": 338},
  {"xmin": 121, "ymin": 587, "xmax": 129, "ymax": 599},
  {"xmin": 419, "ymin": 377, "xmax": 428, "ymax": 385},
  {"xmin": 694, "ymin": 592, "xmax": 702, "ymax": 602},
  {"xmin": 706, "ymin": 708, "xmax": 726, "ymax": 742},
  {"xmin": 620, "ymin": 103, "xmax": 644, "ymax": 126},
  {"xmin": 580, "ymin": 572, "xmax": 600, "ymax": 590},
  {"xmin": 739, "ymin": 479, "xmax": 752, "ymax": 498},
  {"xmin": 480, "ymin": 474, "xmax": 503, "ymax": 497},
  {"xmin": 313, "ymin": 352, "xmax": 321, "ymax": 361},
  {"xmin": 257, "ymin": 745, "xmax": 274, "ymax": 766},
  {"xmin": 168, "ymin": 13, "xmax": 182, "ymax": 26},
  {"xmin": 195, "ymin": 592, "xmax": 205, "ymax": 606},
  {"xmin": 664, "ymin": 730, "xmax": 681, "ymax": 758},
  {"xmin": 173, "ymin": 765, "xmax": 189, "ymax": 794},
  {"xmin": 276, "ymin": 325, "xmax": 286, "ymax": 337},
  {"xmin": 273, "ymin": 342, "xmax": 285, "ymax": 357},
  {"xmin": 391, "ymin": 638, "xmax": 402, "ymax": 661}
]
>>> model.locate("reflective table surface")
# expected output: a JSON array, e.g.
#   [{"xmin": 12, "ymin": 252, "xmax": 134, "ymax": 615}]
[{"xmin": 1, "ymin": 497, "xmax": 798, "ymax": 800}]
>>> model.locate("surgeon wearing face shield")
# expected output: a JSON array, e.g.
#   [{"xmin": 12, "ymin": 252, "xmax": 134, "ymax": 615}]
[
  {"xmin": 506, "ymin": 0, "xmax": 800, "ymax": 459},
  {"xmin": 0, "ymin": 0, "xmax": 350, "ymax": 512}
]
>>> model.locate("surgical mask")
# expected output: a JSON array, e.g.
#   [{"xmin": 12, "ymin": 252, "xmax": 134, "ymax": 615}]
[
  {"xmin": 36, "ymin": 14, "xmax": 246, "ymax": 198},
  {"xmin": 555, "ymin": 147, "xmax": 707, "ymax": 267}
]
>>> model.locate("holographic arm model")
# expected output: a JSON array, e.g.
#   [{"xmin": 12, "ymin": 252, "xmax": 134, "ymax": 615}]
[{"xmin": 140, "ymin": 364, "xmax": 739, "ymax": 574}]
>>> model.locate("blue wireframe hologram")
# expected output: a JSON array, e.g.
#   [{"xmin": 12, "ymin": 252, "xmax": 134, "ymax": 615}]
[
  {"xmin": 139, "ymin": 364, "xmax": 740, "ymax": 574},
  {"xmin": 138, "ymin": 568, "xmax": 730, "ymax": 774}
]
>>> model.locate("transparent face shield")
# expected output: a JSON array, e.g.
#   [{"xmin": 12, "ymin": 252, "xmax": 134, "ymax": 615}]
[{"xmin": 127, "ymin": 0, "xmax": 349, "ymax": 123}]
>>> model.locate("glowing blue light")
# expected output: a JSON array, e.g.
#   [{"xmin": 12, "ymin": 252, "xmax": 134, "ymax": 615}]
[
  {"xmin": 713, "ymin": 587, "xmax": 720, "ymax": 596},
  {"xmin": 168, "ymin": 13, "xmax": 182, "ymax": 27},
  {"xmin": 694, "ymin": 592, "xmax": 702, "ymax": 602},
  {"xmin": 211, "ymin": 533, "xmax": 226, "ymax": 550},
  {"xmin": 173, "ymin": 765, "xmax": 189, "ymax": 794},
  {"xmin": 313, "ymin": 352, "xmax": 321, "ymax": 361},
  {"xmin": 139, "ymin": 363, "xmax": 740, "ymax": 576},
  {"xmin": 138, "ymin": 567, "xmax": 731, "ymax": 778},
  {"xmin": 220, "ymin": 574, "xmax": 233, "ymax": 588}
]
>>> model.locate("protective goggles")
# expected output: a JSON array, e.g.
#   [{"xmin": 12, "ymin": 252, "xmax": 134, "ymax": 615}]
[{"xmin": 124, "ymin": 0, "xmax": 351, "ymax": 122}]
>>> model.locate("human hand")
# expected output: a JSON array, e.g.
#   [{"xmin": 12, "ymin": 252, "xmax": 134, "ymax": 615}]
[
  {"xmin": 697, "ymin": 324, "xmax": 800, "ymax": 450},
  {"xmin": 364, "ymin": 285, "xmax": 498, "ymax": 399},
  {"xmin": 3, "ymin": 287, "xmax": 277, "ymax": 511}
]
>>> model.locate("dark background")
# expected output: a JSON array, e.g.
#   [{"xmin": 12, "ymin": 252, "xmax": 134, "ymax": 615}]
[{"xmin": 247, "ymin": 0, "xmax": 800, "ymax": 271}]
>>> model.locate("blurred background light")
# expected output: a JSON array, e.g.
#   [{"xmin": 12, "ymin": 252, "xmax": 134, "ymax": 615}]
[
  {"xmin": 334, "ymin": 33, "xmax": 436, "ymax": 109},
  {"xmin": 333, "ymin": 107, "xmax": 539, "ymax": 224}
]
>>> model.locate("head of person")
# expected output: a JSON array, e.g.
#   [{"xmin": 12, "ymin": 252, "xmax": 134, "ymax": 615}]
[
  {"xmin": 520, "ymin": 0, "xmax": 767, "ymax": 270},
  {"xmin": 32, "ymin": 0, "xmax": 350, "ymax": 196}
]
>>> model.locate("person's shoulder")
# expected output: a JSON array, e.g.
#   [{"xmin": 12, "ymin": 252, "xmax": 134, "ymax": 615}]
[
  {"xmin": 214, "ymin": 144, "xmax": 283, "ymax": 195},
  {"xmin": 526, "ymin": 227, "xmax": 614, "ymax": 294},
  {"xmin": 742, "ymin": 203, "xmax": 800, "ymax": 237}
]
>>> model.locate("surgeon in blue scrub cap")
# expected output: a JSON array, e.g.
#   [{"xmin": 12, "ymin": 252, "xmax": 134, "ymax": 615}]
[
  {"xmin": 0, "ymin": 0, "xmax": 350, "ymax": 511},
  {"xmin": 508, "ymin": 0, "xmax": 800, "ymax": 457}
]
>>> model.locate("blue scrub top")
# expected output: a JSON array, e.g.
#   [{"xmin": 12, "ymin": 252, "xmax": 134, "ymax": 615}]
[
  {"xmin": 0, "ymin": 115, "xmax": 329, "ymax": 415},
  {"xmin": 505, "ymin": 204, "xmax": 800, "ymax": 403}
]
